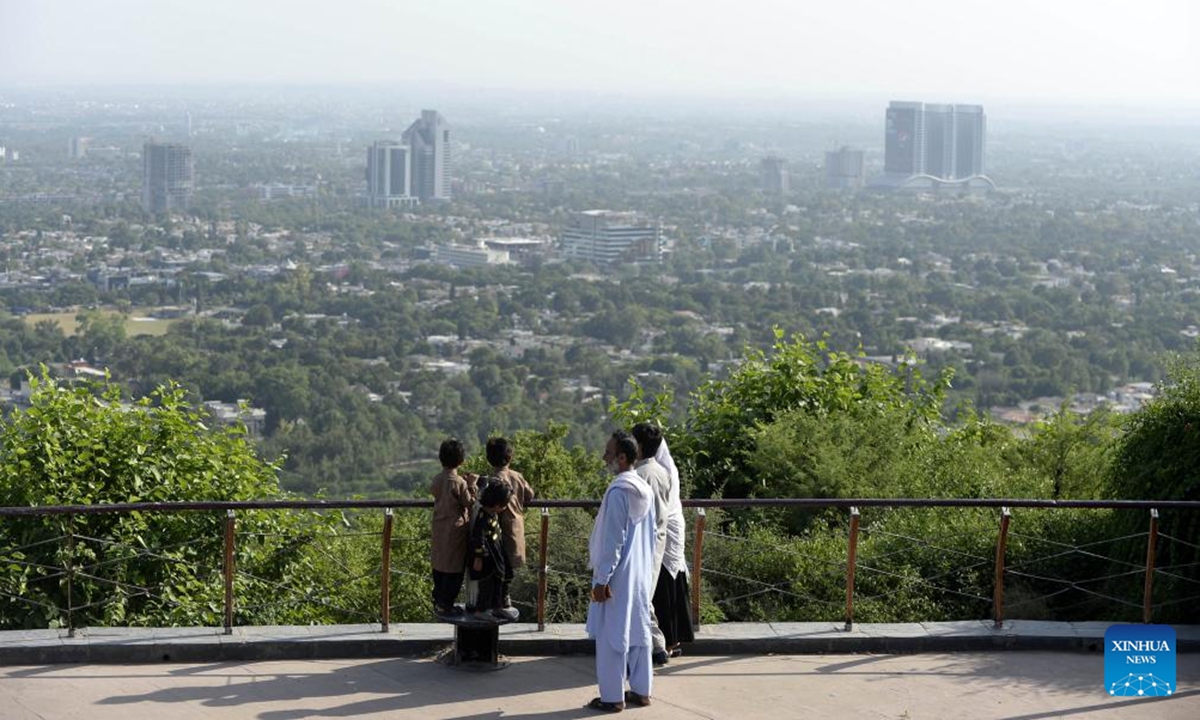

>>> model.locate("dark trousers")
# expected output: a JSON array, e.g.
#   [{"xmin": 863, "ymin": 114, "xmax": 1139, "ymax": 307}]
[
  {"xmin": 476, "ymin": 574, "xmax": 507, "ymax": 610},
  {"xmin": 652, "ymin": 566, "xmax": 695, "ymax": 647},
  {"xmin": 432, "ymin": 570, "xmax": 464, "ymax": 609}
]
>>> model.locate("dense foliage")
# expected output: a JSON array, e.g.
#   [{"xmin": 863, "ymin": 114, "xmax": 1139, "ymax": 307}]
[
  {"xmin": 614, "ymin": 334, "xmax": 1190, "ymax": 624},
  {"xmin": 0, "ymin": 334, "xmax": 1196, "ymax": 629},
  {"xmin": 0, "ymin": 374, "xmax": 432, "ymax": 630}
]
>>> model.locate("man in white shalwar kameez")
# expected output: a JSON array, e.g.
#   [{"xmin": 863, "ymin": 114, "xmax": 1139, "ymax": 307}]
[{"xmin": 586, "ymin": 432, "xmax": 656, "ymax": 712}]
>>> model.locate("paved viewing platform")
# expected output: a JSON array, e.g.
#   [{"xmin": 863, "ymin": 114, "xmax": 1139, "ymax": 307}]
[
  {"xmin": 2, "ymin": 651, "xmax": 1198, "ymax": 718},
  {"xmin": 2, "ymin": 623, "xmax": 1198, "ymax": 718}
]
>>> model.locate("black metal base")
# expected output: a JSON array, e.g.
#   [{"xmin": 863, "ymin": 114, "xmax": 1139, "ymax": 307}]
[
  {"xmin": 456, "ymin": 622, "xmax": 500, "ymax": 665},
  {"xmin": 436, "ymin": 646, "xmax": 511, "ymax": 672},
  {"xmin": 435, "ymin": 610, "xmax": 514, "ymax": 671}
]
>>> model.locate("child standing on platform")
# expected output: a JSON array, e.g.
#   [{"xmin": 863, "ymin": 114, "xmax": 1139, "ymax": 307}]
[
  {"xmin": 485, "ymin": 436, "xmax": 535, "ymax": 610},
  {"xmin": 429, "ymin": 438, "xmax": 477, "ymax": 616},
  {"xmin": 469, "ymin": 481, "xmax": 515, "ymax": 620}
]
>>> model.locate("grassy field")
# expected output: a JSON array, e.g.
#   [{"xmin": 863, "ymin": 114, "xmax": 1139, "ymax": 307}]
[{"xmin": 21, "ymin": 309, "xmax": 178, "ymax": 337}]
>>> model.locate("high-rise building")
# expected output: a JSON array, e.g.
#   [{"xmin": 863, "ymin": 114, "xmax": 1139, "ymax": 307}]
[
  {"xmin": 365, "ymin": 141, "xmax": 417, "ymax": 208},
  {"xmin": 922, "ymin": 104, "xmax": 955, "ymax": 179},
  {"xmin": 761, "ymin": 156, "xmax": 790, "ymax": 195},
  {"xmin": 884, "ymin": 101, "xmax": 925, "ymax": 176},
  {"xmin": 142, "ymin": 142, "xmax": 193, "ymax": 213},
  {"xmin": 402, "ymin": 110, "xmax": 451, "ymax": 201},
  {"xmin": 561, "ymin": 210, "xmax": 661, "ymax": 264},
  {"xmin": 880, "ymin": 101, "xmax": 989, "ymax": 188},
  {"xmin": 824, "ymin": 147, "xmax": 865, "ymax": 189},
  {"xmin": 68, "ymin": 136, "xmax": 90, "ymax": 160},
  {"xmin": 953, "ymin": 104, "xmax": 986, "ymax": 178}
]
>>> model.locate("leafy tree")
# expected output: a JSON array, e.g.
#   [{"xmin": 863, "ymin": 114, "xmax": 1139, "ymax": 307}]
[
  {"xmin": 676, "ymin": 331, "xmax": 951, "ymax": 500},
  {"xmin": 73, "ymin": 310, "xmax": 128, "ymax": 363},
  {"xmin": 0, "ymin": 373, "xmax": 424, "ymax": 629},
  {"xmin": 1106, "ymin": 350, "xmax": 1200, "ymax": 621},
  {"xmin": 242, "ymin": 303, "xmax": 275, "ymax": 328},
  {"xmin": 1019, "ymin": 404, "xmax": 1118, "ymax": 500}
]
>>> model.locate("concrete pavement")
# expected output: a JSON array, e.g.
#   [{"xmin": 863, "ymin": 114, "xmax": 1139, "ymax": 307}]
[{"xmin": 2, "ymin": 652, "xmax": 1198, "ymax": 719}]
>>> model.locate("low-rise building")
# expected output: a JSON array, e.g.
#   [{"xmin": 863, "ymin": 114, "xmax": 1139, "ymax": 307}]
[
  {"xmin": 434, "ymin": 242, "xmax": 510, "ymax": 268},
  {"xmin": 202, "ymin": 400, "xmax": 267, "ymax": 437},
  {"xmin": 561, "ymin": 210, "xmax": 661, "ymax": 264}
]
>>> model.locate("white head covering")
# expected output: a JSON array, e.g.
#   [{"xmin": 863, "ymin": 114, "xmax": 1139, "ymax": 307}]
[
  {"xmin": 655, "ymin": 438, "xmax": 689, "ymax": 576},
  {"xmin": 654, "ymin": 438, "xmax": 679, "ymax": 489}
]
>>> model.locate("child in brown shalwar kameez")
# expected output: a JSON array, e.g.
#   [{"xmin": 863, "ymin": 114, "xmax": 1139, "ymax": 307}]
[{"xmin": 429, "ymin": 438, "xmax": 477, "ymax": 615}]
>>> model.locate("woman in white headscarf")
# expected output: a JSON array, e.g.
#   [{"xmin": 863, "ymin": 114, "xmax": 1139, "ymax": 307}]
[{"xmin": 653, "ymin": 437, "xmax": 694, "ymax": 654}]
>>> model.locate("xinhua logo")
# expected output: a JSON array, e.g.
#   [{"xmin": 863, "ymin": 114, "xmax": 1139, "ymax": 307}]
[{"xmin": 1104, "ymin": 625, "xmax": 1176, "ymax": 697}]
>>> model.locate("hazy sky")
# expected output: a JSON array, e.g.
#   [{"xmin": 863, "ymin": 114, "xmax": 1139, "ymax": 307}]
[{"xmin": 3, "ymin": 0, "xmax": 1198, "ymax": 107}]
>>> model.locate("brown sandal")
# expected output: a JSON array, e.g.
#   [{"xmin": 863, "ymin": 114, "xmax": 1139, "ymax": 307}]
[
  {"xmin": 624, "ymin": 690, "xmax": 652, "ymax": 707},
  {"xmin": 586, "ymin": 697, "xmax": 625, "ymax": 713}
]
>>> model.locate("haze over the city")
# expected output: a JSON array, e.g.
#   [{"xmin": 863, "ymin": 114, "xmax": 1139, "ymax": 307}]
[
  {"xmin": 3, "ymin": 0, "xmax": 1198, "ymax": 112},
  {"xmin": 5, "ymin": 0, "xmax": 1200, "ymax": 672}
]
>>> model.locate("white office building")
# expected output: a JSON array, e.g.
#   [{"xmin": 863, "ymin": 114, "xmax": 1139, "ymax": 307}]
[
  {"xmin": 434, "ymin": 242, "xmax": 511, "ymax": 268},
  {"xmin": 366, "ymin": 141, "xmax": 418, "ymax": 208},
  {"xmin": 561, "ymin": 210, "xmax": 661, "ymax": 264}
]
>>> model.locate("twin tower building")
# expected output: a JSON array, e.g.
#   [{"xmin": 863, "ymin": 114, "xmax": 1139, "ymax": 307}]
[
  {"xmin": 878, "ymin": 101, "xmax": 991, "ymax": 189},
  {"xmin": 366, "ymin": 110, "xmax": 451, "ymax": 208}
]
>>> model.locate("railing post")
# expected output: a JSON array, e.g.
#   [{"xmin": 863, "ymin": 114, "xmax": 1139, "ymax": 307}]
[
  {"xmin": 993, "ymin": 507, "xmax": 1011, "ymax": 629},
  {"xmin": 691, "ymin": 508, "xmax": 706, "ymax": 631},
  {"xmin": 65, "ymin": 514, "xmax": 75, "ymax": 639},
  {"xmin": 537, "ymin": 508, "xmax": 549, "ymax": 631},
  {"xmin": 381, "ymin": 508, "xmax": 394, "ymax": 633},
  {"xmin": 1143, "ymin": 508, "xmax": 1158, "ymax": 624},
  {"xmin": 223, "ymin": 509, "xmax": 236, "ymax": 635},
  {"xmin": 844, "ymin": 507, "xmax": 860, "ymax": 631}
]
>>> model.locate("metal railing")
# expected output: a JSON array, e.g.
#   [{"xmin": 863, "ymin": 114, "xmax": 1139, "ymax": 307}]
[{"xmin": 2, "ymin": 498, "xmax": 1198, "ymax": 635}]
